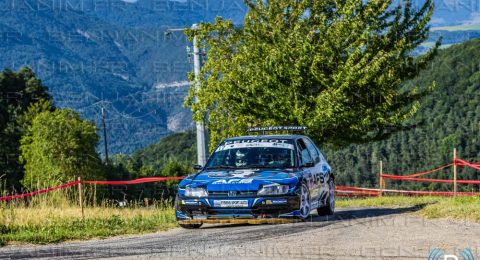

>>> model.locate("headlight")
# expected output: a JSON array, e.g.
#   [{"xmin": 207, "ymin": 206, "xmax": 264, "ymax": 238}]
[
  {"xmin": 185, "ymin": 186, "xmax": 208, "ymax": 197},
  {"xmin": 257, "ymin": 184, "xmax": 289, "ymax": 196}
]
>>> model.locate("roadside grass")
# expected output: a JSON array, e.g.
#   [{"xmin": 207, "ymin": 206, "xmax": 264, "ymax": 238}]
[
  {"xmin": 0, "ymin": 188, "xmax": 178, "ymax": 245},
  {"xmin": 0, "ymin": 205, "xmax": 177, "ymax": 245},
  {"xmin": 337, "ymin": 196, "xmax": 480, "ymax": 222}
]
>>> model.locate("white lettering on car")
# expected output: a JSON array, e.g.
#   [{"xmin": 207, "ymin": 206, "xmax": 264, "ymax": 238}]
[
  {"xmin": 211, "ymin": 179, "xmax": 254, "ymax": 184},
  {"xmin": 216, "ymin": 139, "xmax": 294, "ymax": 151}
]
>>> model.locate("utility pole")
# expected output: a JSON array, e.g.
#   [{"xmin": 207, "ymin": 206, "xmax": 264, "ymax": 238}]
[
  {"xmin": 166, "ymin": 24, "xmax": 208, "ymax": 166},
  {"xmin": 101, "ymin": 106, "xmax": 109, "ymax": 165},
  {"xmin": 192, "ymin": 24, "xmax": 208, "ymax": 166}
]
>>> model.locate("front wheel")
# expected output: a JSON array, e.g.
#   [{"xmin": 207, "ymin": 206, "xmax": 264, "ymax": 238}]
[
  {"xmin": 297, "ymin": 183, "xmax": 311, "ymax": 220},
  {"xmin": 317, "ymin": 178, "xmax": 335, "ymax": 216}
]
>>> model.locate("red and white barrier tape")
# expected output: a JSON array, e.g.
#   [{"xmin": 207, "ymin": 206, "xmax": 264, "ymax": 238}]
[
  {"xmin": 381, "ymin": 174, "xmax": 480, "ymax": 184},
  {"xmin": 382, "ymin": 163, "xmax": 453, "ymax": 178},
  {"xmin": 0, "ymin": 181, "xmax": 80, "ymax": 201},
  {"xmin": 85, "ymin": 176, "xmax": 185, "ymax": 185},
  {"xmin": 336, "ymin": 185, "xmax": 480, "ymax": 196},
  {"xmin": 0, "ymin": 177, "xmax": 186, "ymax": 202},
  {"xmin": 456, "ymin": 158, "xmax": 480, "ymax": 171}
]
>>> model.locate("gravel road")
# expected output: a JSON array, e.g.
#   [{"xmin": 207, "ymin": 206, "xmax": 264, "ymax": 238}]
[{"xmin": 1, "ymin": 206, "xmax": 479, "ymax": 259}]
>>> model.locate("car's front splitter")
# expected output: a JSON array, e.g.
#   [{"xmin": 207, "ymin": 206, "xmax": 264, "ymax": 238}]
[{"xmin": 176, "ymin": 195, "xmax": 301, "ymax": 220}]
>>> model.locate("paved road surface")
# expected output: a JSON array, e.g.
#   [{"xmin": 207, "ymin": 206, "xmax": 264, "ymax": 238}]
[{"xmin": 1, "ymin": 206, "xmax": 479, "ymax": 259}]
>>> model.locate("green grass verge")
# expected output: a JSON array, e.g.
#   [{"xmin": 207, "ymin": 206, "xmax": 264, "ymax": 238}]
[
  {"xmin": 0, "ymin": 206, "xmax": 178, "ymax": 245},
  {"xmin": 337, "ymin": 196, "xmax": 480, "ymax": 222}
]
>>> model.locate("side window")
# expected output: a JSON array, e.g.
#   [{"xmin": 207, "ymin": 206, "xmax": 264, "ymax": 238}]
[
  {"xmin": 297, "ymin": 139, "xmax": 313, "ymax": 166},
  {"xmin": 303, "ymin": 138, "xmax": 320, "ymax": 164}
]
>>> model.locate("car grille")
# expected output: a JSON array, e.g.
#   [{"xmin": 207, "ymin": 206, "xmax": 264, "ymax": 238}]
[{"xmin": 208, "ymin": 191, "xmax": 257, "ymax": 197}]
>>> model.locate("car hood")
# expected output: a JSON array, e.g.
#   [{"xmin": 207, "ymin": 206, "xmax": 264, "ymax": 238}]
[{"xmin": 182, "ymin": 169, "xmax": 299, "ymax": 191}]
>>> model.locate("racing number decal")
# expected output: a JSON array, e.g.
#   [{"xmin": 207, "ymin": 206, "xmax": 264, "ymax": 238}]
[
  {"xmin": 319, "ymin": 170, "xmax": 326, "ymax": 184},
  {"xmin": 304, "ymin": 170, "xmax": 322, "ymax": 198},
  {"xmin": 314, "ymin": 171, "xmax": 321, "ymax": 185},
  {"xmin": 305, "ymin": 170, "xmax": 314, "ymax": 189}
]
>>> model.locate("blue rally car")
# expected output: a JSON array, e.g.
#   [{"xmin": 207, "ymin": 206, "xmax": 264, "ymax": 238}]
[{"xmin": 175, "ymin": 127, "xmax": 335, "ymax": 229}]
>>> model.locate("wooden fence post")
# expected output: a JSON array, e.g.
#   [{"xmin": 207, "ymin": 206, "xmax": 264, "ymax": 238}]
[
  {"xmin": 453, "ymin": 148, "xmax": 457, "ymax": 197},
  {"xmin": 78, "ymin": 177, "xmax": 84, "ymax": 220},
  {"xmin": 379, "ymin": 160, "xmax": 383, "ymax": 197},
  {"xmin": 93, "ymin": 183, "xmax": 97, "ymax": 208}
]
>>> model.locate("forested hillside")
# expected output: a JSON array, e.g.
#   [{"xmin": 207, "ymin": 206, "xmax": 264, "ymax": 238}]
[
  {"xmin": 128, "ymin": 130, "xmax": 196, "ymax": 173},
  {"xmin": 0, "ymin": 0, "xmax": 245, "ymax": 155},
  {"xmin": 324, "ymin": 39, "xmax": 480, "ymax": 192},
  {"xmin": 111, "ymin": 131, "xmax": 196, "ymax": 178}
]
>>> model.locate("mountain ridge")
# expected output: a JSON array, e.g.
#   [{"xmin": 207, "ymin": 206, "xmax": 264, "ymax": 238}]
[{"xmin": 0, "ymin": 0, "xmax": 246, "ymax": 154}]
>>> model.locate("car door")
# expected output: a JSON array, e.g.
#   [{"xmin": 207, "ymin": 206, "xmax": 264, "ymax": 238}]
[
  {"xmin": 296, "ymin": 138, "xmax": 321, "ymax": 203},
  {"xmin": 303, "ymin": 137, "xmax": 328, "ymax": 205}
]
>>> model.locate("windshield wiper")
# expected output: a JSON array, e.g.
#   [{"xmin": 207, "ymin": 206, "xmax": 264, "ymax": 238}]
[
  {"xmin": 240, "ymin": 164, "xmax": 278, "ymax": 169},
  {"xmin": 205, "ymin": 165, "xmax": 237, "ymax": 170}
]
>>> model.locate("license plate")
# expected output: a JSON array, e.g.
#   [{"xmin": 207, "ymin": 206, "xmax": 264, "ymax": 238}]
[{"xmin": 213, "ymin": 200, "xmax": 249, "ymax": 208}]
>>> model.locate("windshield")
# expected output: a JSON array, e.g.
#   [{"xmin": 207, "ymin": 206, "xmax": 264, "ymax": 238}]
[{"xmin": 206, "ymin": 139, "xmax": 296, "ymax": 169}]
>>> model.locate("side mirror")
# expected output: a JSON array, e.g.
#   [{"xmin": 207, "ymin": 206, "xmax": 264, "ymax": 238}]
[
  {"xmin": 193, "ymin": 165, "xmax": 203, "ymax": 170},
  {"xmin": 302, "ymin": 162, "xmax": 314, "ymax": 168}
]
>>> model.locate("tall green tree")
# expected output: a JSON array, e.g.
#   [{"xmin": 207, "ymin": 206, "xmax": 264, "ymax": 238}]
[
  {"xmin": 0, "ymin": 67, "xmax": 52, "ymax": 191},
  {"xmin": 324, "ymin": 39, "xmax": 480, "ymax": 191},
  {"xmin": 185, "ymin": 0, "xmax": 439, "ymax": 148},
  {"xmin": 20, "ymin": 109, "xmax": 104, "ymax": 189}
]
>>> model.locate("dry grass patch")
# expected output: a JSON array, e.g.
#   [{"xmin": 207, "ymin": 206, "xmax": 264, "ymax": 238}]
[{"xmin": 0, "ymin": 204, "xmax": 177, "ymax": 245}]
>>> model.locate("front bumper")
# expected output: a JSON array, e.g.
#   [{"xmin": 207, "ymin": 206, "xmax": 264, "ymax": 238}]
[{"xmin": 175, "ymin": 195, "xmax": 301, "ymax": 220}]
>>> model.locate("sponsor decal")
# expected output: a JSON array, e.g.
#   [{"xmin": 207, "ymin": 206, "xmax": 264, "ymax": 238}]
[
  {"xmin": 266, "ymin": 199, "xmax": 288, "ymax": 205},
  {"xmin": 181, "ymin": 200, "xmax": 200, "ymax": 205},
  {"xmin": 213, "ymin": 200, "xmax": 249, "ymax": 208},
  {"xmin": 207, "ymin": 171, "xmax": 230, "ymax": 177},
  {"xmin": 212, "ymin": 179, "xmax": 254, "ymax": 184},
  {"xmin": 230, "ymin": 170, "xmax": 256, "ymax": 178},
  {"xmin": 216, "ymin": 139, "xmax": 294, "ymax": 151},
  {"xmin": 247, "ymin": 126, "xmax": 307, "ymax": 132}
]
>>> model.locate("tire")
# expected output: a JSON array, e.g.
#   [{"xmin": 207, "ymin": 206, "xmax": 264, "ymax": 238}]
[
  {"xmin": 297, "ymin": 182, "xmax": 311, "ymax": 220},
  {"xmin": 317, "ymin": 178, "xmax": 335, "ymax": 216},
  {"xmin": 174, "ymin": 195, "xmax": 203, "ymax": 229}
]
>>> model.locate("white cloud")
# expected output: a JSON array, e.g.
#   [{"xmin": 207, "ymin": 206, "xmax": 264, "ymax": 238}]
[{"xmin": 464, "ymin": 12, "xmax": 480, "ymax": 25}]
